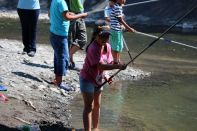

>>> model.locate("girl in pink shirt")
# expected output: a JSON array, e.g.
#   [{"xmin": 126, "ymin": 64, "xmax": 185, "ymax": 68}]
[{"xmin": 80, "ymin": 23, "xmax": 127, "ymax": 131}]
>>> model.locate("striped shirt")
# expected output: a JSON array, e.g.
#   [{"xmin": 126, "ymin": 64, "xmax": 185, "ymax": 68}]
[{"xmin": 110, "ymin": 3, "xmax": 123, "ymax": 31}]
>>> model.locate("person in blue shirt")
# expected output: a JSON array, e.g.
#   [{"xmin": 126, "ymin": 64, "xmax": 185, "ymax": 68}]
[
  {"xmin": 49, "ymin": 0, "xmax": 87, "ymax": 91},
  {"xmin": 17, "ymin": 0, "xmax": 40, "ymax": 57}
]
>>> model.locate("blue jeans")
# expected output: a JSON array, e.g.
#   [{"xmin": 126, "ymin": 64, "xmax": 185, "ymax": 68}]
[
  {"xmin": 17, "ymin": 9, "xmax": 40, "ymax": 52},
  {"xmin": 50, "ymin": 32, "xmax": 69, "ymax": 76}
]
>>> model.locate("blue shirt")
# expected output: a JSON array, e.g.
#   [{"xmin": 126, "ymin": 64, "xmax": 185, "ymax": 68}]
[
  {"xmin": 110, "ymin": 3, "xmax": 123, "ymax": 31},
  {"xmin": 17, "ymin": 0, "xmax": 40, "ymax": 10},
  {"xmin": 50, "ymin": 0, "xmax": 70, "ymax": 36}
]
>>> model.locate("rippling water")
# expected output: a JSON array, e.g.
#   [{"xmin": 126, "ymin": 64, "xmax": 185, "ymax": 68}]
[{"xmin": 70, "ymin": 31, "xmax": 197, "ymax": 131}]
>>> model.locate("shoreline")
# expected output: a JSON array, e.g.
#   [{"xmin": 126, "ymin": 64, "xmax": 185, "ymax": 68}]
[
  {"xmin": 1, "ymin": 10, "xmax": 197, "ymax": 35},
  {"xmin": 0, "ymin": 39, "xmax": 149, "ymax": 129},
  {"xmin": 0, "ymin": 10, "xmax": 49, "ymax": 20}
]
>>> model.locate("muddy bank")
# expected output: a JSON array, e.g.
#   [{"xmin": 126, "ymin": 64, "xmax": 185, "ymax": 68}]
[{"xmin": 0, "ymin": 39, "xmax": 149, "ymax": 130}]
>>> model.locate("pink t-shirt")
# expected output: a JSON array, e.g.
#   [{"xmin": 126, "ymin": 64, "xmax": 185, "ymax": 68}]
[{"xmin": 80, "ymin": 41, "xmax": 113, "ymax": 87}]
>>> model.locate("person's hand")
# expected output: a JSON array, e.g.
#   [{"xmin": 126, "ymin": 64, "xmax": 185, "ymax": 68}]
[
  {"xmin": 119, "ymin": 63, "xmax": 127, "ymax": 70},
  {"xmin": 126, "ymin": 27, "xmax": 136, "ymax": 33},
  {"xmin": 81, "ymin": 12, "xmax": 88, "ymax": 18},
  {"xmin": 104, "ymin": 74, "xmax": 113, "ymax": 85},
  {"xmin": 107, "ymin": 77, "xmax": 113, "ymax": 84},
  {"xmin": 121, "ymin": 25, "xmax": 126, "ymax": 31}
]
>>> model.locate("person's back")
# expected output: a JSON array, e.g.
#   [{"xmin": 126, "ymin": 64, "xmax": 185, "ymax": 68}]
[
  {"xmin": 110, "ymin": 2, "xmax": 123, "ymax": 31},
  {"xmin": 69, "ymin": 0, "xmax": 84, "ymax": 13},
  {"xmin": 50, "ymin": 0, "xmax": 70, "ymax": 36},
  {"xmin": 17, "ymin": 0, "xmax": 40, "ymax": 9}
]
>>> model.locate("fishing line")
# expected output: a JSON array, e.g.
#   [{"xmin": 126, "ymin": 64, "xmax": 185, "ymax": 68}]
[
  {"xmin": 98, "ymin": 4, "xmax": 197, "ymax": 88},
  {"xmin": 136, "ymin": 31, "xmax": 197, "ymax": 50},
  {"xmin": 87, "ymin": 0, "xmax": 159, "ymax": 15},
  {"xmin": 123, "ymin": 35, "xmax": 133, "ymax": 60}
]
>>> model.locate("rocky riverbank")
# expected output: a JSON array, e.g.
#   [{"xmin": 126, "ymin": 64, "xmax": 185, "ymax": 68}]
[{"xmin": 0, "ymin": 39, "xmax": 149, "ymax": 130}]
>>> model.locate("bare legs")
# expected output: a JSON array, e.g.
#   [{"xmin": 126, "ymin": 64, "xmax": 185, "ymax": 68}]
[
  {"xmin": 69, "ymin": 44, "xmax": 80, "ymax": 64},
  {"xmin": 82, "ymin": 91, "xmax": 102, "ymax": 131},
  {"xmin": 112, "ymin": 50, "xmax": 120, "ymax": 63},
  {"xmin": 92, "ymin": 92, "xmax": 101, "ymax": 130}
]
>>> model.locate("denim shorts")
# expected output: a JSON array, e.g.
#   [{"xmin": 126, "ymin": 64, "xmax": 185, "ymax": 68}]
[
  {"xmin": 50, "ymin": 32, "xmax": 69, "ymax": 76},
  {"xmin": 110, "ymin": 29, "xmax": 123, "ymax": 52},
  {"xmin": 80, "ymin": 76, "xmax": 103, "ymax": 93}
]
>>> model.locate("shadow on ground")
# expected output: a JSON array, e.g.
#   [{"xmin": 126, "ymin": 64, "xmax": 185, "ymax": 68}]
[
  {"xmin": 0, "ymin": 122, "xmax": 84, "ymax": 131},
  {"xmin": 22, "ymin": 60, "xmax": 52, "ymax": 69},
  {"xmin": 0, "ymin": 124, "xmax": 19, "ymax": 131},
  {"xmin": 12, "ymin": 71, "xmax": 43, "ymax": 82}
]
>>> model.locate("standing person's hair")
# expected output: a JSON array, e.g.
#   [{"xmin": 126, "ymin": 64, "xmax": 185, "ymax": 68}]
[
  {"xmin": 86, "ymin": 20, "xmax": 109, "ymax": 52},
  {"xmin": 111, "ymin": 0, "xmax": 117, "ymax": 2}
]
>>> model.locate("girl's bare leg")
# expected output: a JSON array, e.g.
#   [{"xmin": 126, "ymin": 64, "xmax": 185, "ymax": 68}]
[
  {"xmin": 93, "ymin": 91, "xmax": 102, "ymax": 130},
  {"xmin": 82, "ymin": 92, "xmax": 94, "ymax": 131},
  {"xmin": 112, "ymin": 50, "xmax": 118, "ymax": 63}
]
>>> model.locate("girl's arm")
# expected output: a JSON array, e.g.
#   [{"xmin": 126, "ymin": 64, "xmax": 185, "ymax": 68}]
[
  {"xmin": 62, "ymin": 11, "xmax": 88, "ymax": 20},
  {"xmin": 97, "ymin": 63, "xmax": 127, "ymax": 71},
  {"xmin": 118, "ymin": 17, "xmax": 135, "ymax": 32}
]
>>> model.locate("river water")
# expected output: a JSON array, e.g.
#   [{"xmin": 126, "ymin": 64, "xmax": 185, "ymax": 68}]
[
  {"xmin": 70, "ymin": 32, "xmax": 197, "ymax": 130},
  {"xmin": 0, "ymin": 18, "xmax": 197, "ymax": 131}
]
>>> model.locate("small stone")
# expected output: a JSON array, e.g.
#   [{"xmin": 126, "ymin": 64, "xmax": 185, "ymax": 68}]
[{"xmin": 50, "ymin": 87, "xmax": 61, "ymax": 94}]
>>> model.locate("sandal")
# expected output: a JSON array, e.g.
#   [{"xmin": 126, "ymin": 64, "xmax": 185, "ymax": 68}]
[
  {"xmin": 0, "ymin": 85, "xmax": 7, "ymax": 91},
  {"xmin": 50, "ymin": 79, "xmax": 58, "ymax": 85},
  {"xmin": 58, "ymin": 83, "xmax": 72, "ymax": 91},
  {"xmin": 68, "ymin": 62, "xmax": 81, "ymax": 71}
]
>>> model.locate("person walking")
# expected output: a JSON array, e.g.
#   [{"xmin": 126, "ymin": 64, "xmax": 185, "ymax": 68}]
[
  {"xmin": 68, "ymin": 0, "xmax": 87, "ymax": 70},
  {"xmin": 49, "ymin": 0, "xmax": 87, "ymax": 90},
  {"xmin": 17, "ymin": 0, "xmax": 40, "ymax": 57},
  {"xmin": 80, "ymin": 23, "xmax": 127, "ymax": 131}
]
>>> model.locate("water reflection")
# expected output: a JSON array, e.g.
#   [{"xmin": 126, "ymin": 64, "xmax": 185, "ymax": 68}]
[{"xmin": 71, "ymin": 69, "xmax": 197, "ymax": 131}]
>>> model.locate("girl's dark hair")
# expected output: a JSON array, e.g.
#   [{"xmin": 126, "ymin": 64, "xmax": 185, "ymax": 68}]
[
  {"xmin": 86, "ymin": 20, "xmax": 109, "ymax": 52},
  {"xmin": 110, "ymin": 0, "xmax": 117, "ymax": 2}
]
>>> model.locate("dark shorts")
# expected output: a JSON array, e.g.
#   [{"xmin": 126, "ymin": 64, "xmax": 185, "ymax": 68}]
[{"xmin": 68, "ymin": 19, "xmax": 87, "ymax": 49}]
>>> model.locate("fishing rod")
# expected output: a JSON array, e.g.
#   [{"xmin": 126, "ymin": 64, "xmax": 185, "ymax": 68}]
[
  {"xmin": 87, "ymin": 0, "xmax": 159, "ymax": 15},
  {"xmin": 136, "ymin": 31, "xmax": 197, "ymax": 50},
  {"xmin": 98, "ymin": 4, "xmax": 197, "ymax": 88},
  {"xmin": 123, "ymin": 36, "xmax": 133, "ymax": 60}
]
